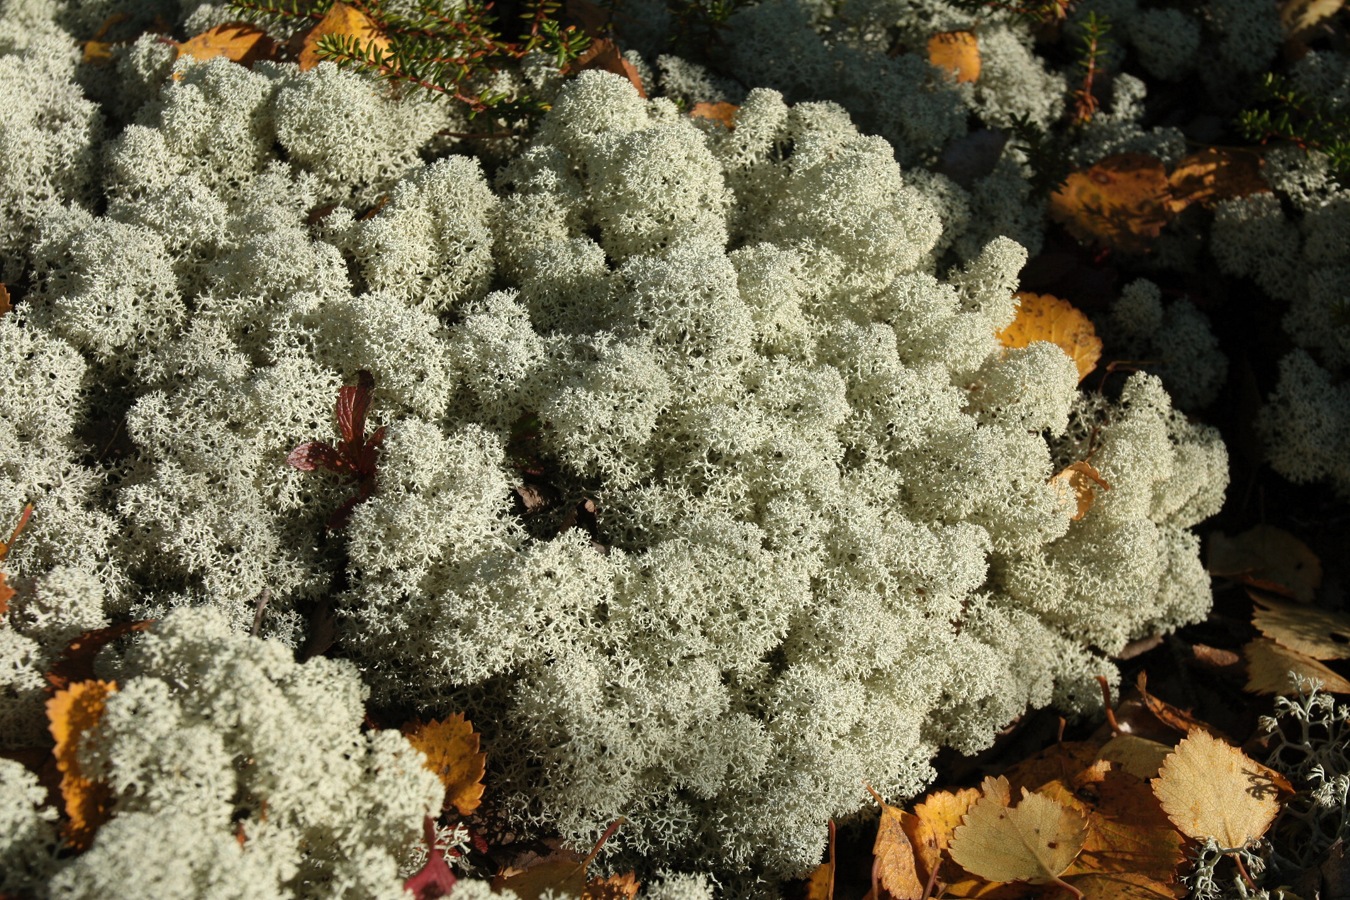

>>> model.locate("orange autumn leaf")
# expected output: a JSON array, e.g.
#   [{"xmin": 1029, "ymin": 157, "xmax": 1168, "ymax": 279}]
[
  {"xmin": 998, "ymin": 292, "xmax": 1102, "ymax": 381},
  {"xmin": 927, "ymin": 31, "xmax": 980, "ymax": 83},
  {"xmin": 585, "ymin": 871, "xmax": 641, "ymax": 900},
  {"xmin": 0, "ymin": 502, "xmax": 32, "ymax": 564},
  {"xmin": 176, "ymin": 22, "xmax": 279, "ymax": 67},
  {"xmin": 1, "ymin": 503, "xmax": 34, "ymax": 617},
  {"xmin": 494, "ymin": 820, "xmax": 624, "ymax": 900},
  {"xmin": 80, "ymin": 12, "xmax": 130, "ymax": 65},
  {"xmin": 0, "ymin": 283, "xmax": 12, "ymax": 318},
  {"xmin": 297, "ymin": 2, "xmax": 391, "ymax": 72},
  {"xmin": 48, "ymin": 679, "xmax": 117, "ymax": 849},
  {"xmin": 1049, "ymin": 153, "xmax": 1173, "ymax": 255},
  {"xmin": 403, "ymin": 713, "xmax": 486, "ymax": 815},
  {"xmin": 1134, "ymin": 672, "xmax": 1225, "ymax": 740},
  {"xmin": 1038, "ymin": 772, "xmax": 1184, "ymax": 883},
  {"xmin": 865, "ymin": 786, "xmax": 924, "ymax": 900},
  {"xmin": 690, "ymin": 101, "xmax": 738, "ymax": 129},
  {"xmin": 1050, "ymin": 461, "xmax": 1111, "ymax": 521},
  {"xmin": 803, "ymin": 820, "xmax": 836, "ymax": 900},
  {"xmin": 1245, "ymin": 638, "xmax": 1350, "ymax": 695},
  {"xmin": 1166, "ymin": 148, "xmax": 1268, "ymax": 215}
]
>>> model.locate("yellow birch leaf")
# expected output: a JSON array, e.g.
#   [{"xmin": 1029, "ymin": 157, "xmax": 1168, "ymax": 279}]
[
  {"xmin": 1151, "ymin": 730, "xmax": 1280, "ymax": 848},
  {"xmin": 865, "ymin": 785, "xmax": 924, "ymax": 900},
  {"xmin": 1050, "ymin": 460, "xmax": 1111, "ymax": 521},
  {"xmin": 1251, "ymin": 596, "xmax": 1350, "ymax": 660},
  {"xmin": 998, "ymin": 292, "xmax": 1103, "ymax": 382},
  {"xmin": 1049, "ymin": 154, "xmax": 1173, "ymax": 255},
  {"xmin": 901, "ymin": 787, "xmax": 981, "ymax": 887},
  {"xmin": 1166, "ymin": 148, "xmax": 1268, "ymax": 215},
  {"xmin": 1097, "ymin": 734, "xmax": 1174, "ymax": 780},
  {"xmin": 948, "ymin": 776, "xmax": 1088, "ymax": 887},
  {"xmin": 1244, "ymin": 638, "xmax": 1350, "ymax": 695},
  {"xmin": 927, "ymin": 31, "xmax": 980, "ymax": 83},
  {"xmin": 297, "ymin": 2, "xmax": 390, "ymax": 72},
  {"xmin": 403, "ymin": 712, "xmax": 486, "ymax": 815},
  {"xmin": 0, "ymin": 283, "xmax": 11, "ymax": 318},
  {"xmin": 690, "ymin": 101, "xmax": 739, "ymax": 129},
  {"xmin": 47, "ymin": 679, "xmax": 117, "ymax": 849},
  {"xmin": 1281, "ymin": 0, "xmax": 1345, "ymax": 45},
  {"xmin": 803, "ymin": 820, "xmax": 835, "ymax": 900},
  {"xmin": 176, "ymin": 22, "xmax": 278, "ymax": 66}
]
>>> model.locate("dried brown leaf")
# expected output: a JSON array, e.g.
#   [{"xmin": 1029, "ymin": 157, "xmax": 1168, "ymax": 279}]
[
  {"xmin": 866, "ymin": 785, "xmax": 924, "ymax": 900},
  {"xmin": 948, "ymin": 776, "xmax": 1088, "ymax": 887},
  {"xmin": 1208, "ymin": 525, "xmax": 1322, "ymax": 602},
  {"xmin": 176, "ymin": 22, "xmax": 278, "ymax": 66},
  {"xmin": 1245, "ymin": 638, "xmax": 1350, "ymax": 695},
  {"xmin": 1050, "ymin": 460, "xmax": 1111, "ymax": 521},
  {"xmin": 47, "ymin": 680, "xmax": 117, "ymax": 848},
  {"xmin": 690, "ymin": 101, "xmax": 738, "ymax": 129},
  {"xmin": 1049, "ymin": 154, "xmax": 1173, "ymax": 255},
  {"xmin": 901, "ymin": 787, "xmax": 981, "ymax": 888},
  {"xmin": 1252, "ymin": 596, "xmax": 1350, "ymax": 660},
  {"xmin": 1166, "ymin": 148, "xmax": 1268, "ymax": 214},
  {"xmin": 803, "ymin": 820, "xmax": 835, "ymax": 900}
]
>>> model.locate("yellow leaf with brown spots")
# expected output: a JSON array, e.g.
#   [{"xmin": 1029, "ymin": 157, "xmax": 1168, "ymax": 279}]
[
  {"xmin": 47, "ymin": 680, "xmax": 117, "ymax": 849},
  {"xmin": 403, "ymin": 713, "xmax": 486, "ymax": 815},
  {"xmin": 998, "ymin": 292, "xmax": 1103, "ymax": 382}
]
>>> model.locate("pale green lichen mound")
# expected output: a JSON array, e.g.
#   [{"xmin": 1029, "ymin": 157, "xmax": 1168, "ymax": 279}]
[
  {"xmin": 47, "ymin": 607, "xmax": 445, "ymax": 899},
  {"xmin": 0, "ymin": 51, "xmax": 1228, "ymax": 891}
]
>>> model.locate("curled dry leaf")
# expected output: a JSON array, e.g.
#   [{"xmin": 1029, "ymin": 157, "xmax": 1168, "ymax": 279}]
[
  {"xmin": 1245, "ymin": 637, "xmax": 1350, "ymax": 695},
  {"xmin": 45, "ymin": 619, "xmax": 155, "ymax": 692},
  {"xmin": 585, "ymin": 872, "xmax": 641, "ymax": 900},
  {"xmin": 403, "ymin": 712, "xmax": 487, "ymax": 815},
  {"xmin": 297, "ymin": 1, "xmax": 391, "ymax": 72},
  {"xmin": 690, "ymin": 101, "xmax": 739, "ymax": 129},
  {"xmin": 1207, "ymin": 525, "xmax": 1322, "ymax": 602},
  {"xmin": 1050, "ymin": 461, "xmax": 1110, "ymax": 521},
  {"xmin": 927, "ymin": 31, "xmax": 980, "ymax": 83},
  {"xmin": 1251, "ymin": 596, "xmax": 1350, "ymax": 660},
  {"xmin": 1281, "ymin": 0, "xmax": 1345, "ymax": 48},
  {"xmin": 1165, "ymin": 148, "xmax": 1268, "ymax": 215},
  {"xmin": 999, "ymin": 292, "xmax": 1103, "ymax": 382},
  {"xmin": 1049, "ymin": 154, "xmax": 1172, "ymax": 255},
  {"xmin": 47, "ymin": 680, "xmax": 117, "ymax": 849},
  {"xmin": 0, "ymin": 501, "xmax": 33, "ymax": 617},
  {"xmin": 1190, "ymin": 643, "xmax": 1242, "ymax": 670},
  {"xmin": 568, "ymin": 38, "xmax": 645, "ymax": 97},
  {"xmin": 176, "ymin": 22, "xmax": 279, "ymax": 67},
  {"xmin": 1152, "ymin": 730, "xmax": 1280, "ymax": 849},
  {"xmin": 1135, "ymin": 672, "xmax": 1224, "ymax": 739},
  {"xmin": 0, "ymin": 282, "xmax": 11, "ymax": 317},
  {"xmin": 865, "ymin": 785, "xmax": 924, "ymax": 900},
  {"xmin": 948, "ymin": 775, "xmax": 1088, "ymax": 889}
]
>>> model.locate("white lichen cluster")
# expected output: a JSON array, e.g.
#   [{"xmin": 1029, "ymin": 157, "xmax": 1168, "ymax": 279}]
[
  {"xmin": 1211, "ymin": 128, "xmax": 1350, "ymax": 495},
  {"xmin": 0, "ymin": 5, "xmax": 1231, "ymax": 891}
]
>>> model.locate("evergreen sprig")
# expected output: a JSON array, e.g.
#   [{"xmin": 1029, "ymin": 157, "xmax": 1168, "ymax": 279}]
[
  {"xmin": 1239, "ymin": 72, "xmax": 1350, "ymax": 184},
  {"xmin": 230, "ymin": 0, "xmax": 592, "ymax": 122}
]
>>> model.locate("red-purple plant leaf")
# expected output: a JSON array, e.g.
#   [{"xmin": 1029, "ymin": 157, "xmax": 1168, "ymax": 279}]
[
  {"xmin": 336, "ymin": 370, "xmax": 375, "ymax": 445},
  {"xmin": 405, "ymin": 817, "xmax": 458, "ymax": 900},
  {"xmin": 286, "ymin": 441, "xmax": 346, "ymax": 473}
]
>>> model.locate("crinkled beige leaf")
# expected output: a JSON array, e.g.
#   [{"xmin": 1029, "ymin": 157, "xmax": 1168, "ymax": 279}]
[
  {"xmin": 1207, "ymin": 525, "xmax": 1322, "ymax": 602},
  {"xmin": 1281, "ymin": 0, "xmax": 1345, "ymax": 43},
  {"xmin": 1252, "ymin": 596, "xmax": 1350, "ymax": 660},
  {"xmin": 949, "ymin": 776, "xmax": 1088, "ymax": 885},
  {"xmin": 927, "ymin": 31, "xmax": 980, "ymax": 83},
  {"xmin": 1245, "ymin": 638, "xmax": 1350, "ymax": 695},
  {"xmin": 866, "ymin": 786, "xmax": 924, "ymax": 900},
  {"xmin": 999, "ymin": 293, "xmax": 1103, "ymax": 382},
  {"xmin": 1097, "ymin": 735, "xmax": 1173, "ymax": 780},
  {"xmin": 403, "ymin": 712, "xmax": 486, "ymax": 815},
  {"xmin": 1152, "ymin": 730, "xmax": 1280, "ymax": 848}
]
